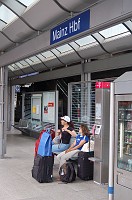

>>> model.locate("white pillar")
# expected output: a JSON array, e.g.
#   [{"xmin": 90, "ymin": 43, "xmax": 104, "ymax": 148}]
[
  {"xmin": 7, "ymin": 81, "xmax": 11, "ymax": 130},
  {"xmin": 3, "ymin": 67, "xmax": 8, "ymax": 154},
  {"xmin": 0, "ymin": 67, "xmax": 4, "ymax": 158},
  {"xmin": 84, "ymin": 73, "xmax": 91, "ymax": 126},
  {"xmin": 0, "ymin": 66, "xmax": 8, "ymax": 158},
  {"xmin": 87, "ymin": 73, "xmax": 91, "ymax": 126},
  {"xmin": 11, "ymin": 86, "xmax": 15, "ymax": 127},
  {"xmin": 68, "ymin": 83, "xmax": 72, "ymax": 118},
  {"xmin": 22, "ymin": 93, "xmax": 25, "ymax": 119},
  {"xmin": 108, "ymin": 82, "xmax": 115, "ymax": 200},
  {"xmin": 81, "ymin": 61, "xmax": 85, "ymax": 82}
]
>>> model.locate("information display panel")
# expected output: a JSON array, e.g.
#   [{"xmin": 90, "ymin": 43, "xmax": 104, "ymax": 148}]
[
  {"xmin": 42, "ymin": 92, "xmax": 56, "ymax": 123},
  {"xmin": 31, "ymin": 94, "xmax": 42, "ymax": 121}
]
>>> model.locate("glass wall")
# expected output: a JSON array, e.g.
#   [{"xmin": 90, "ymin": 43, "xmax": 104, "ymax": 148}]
[{"xmin": 118, "ymin": 101, "xmax": 132, "ymax": 172}]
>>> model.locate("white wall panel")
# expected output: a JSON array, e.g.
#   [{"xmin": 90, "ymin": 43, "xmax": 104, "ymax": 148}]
[
  {"xmin": 0, "ymin": 33, "xmax": 12, "ymax": 51},
  {"xmin": 90, "ymin": 0, "xmax": 132, "ymax": 29},
  {"xmin": 91, "ymin": 0, "xmax": 123, "ymax": 28},
  {"xmin": 60, "ymin": 53, "xmax": 80, "ymax": 64},
  {"xmin": 23, "ymin": 0, "xmax": 67, "ymax": 29},
  {"xmin": 45, "ymin": 59, "xmax": 62, "ymax": 68},
  {"xmin": 4, "ymin": 19, "xmax": 34, "ymax": 42},
  {"xmin": 122, "ymin": 0, "xmax": 132, "ymax": 14},
  {"xmin": 0, "ymin": 30, "xmax": 50, "ymax": 67},
  {"xmin": 79, "ymin": 45, "xmax": 105, "ymax": 58},
  {"xmin": 103, "ymin": 35, "xmax": 132, "ymax": 53}
]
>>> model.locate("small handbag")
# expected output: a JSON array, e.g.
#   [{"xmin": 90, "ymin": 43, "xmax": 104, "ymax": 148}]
[{"xmin": 81, "ymin": 140, "xmax": 94, "ymax": 152}]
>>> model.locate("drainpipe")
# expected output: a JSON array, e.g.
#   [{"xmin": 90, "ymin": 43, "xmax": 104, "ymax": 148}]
[{"xmin": 108, "ymin": 82, "xmax": 115, "ymax": 200}]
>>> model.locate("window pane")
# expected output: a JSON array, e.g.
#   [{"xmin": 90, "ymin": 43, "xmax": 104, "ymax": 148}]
[
  {"xmin": 42, "ymin": 51, "xmax": 54, "ymax": 58},
  {"xmin": 0, "ymin": 19, "xmax": 7, "ymax": 30},
  {"xmin": 0, "ymin": 5, "xmax": 16, "ymax": 24},
  {"xmin": 29, "ymin": 56, "xmax": 40, "ymax": 63},
  {"xmin": 124, "ymin": 20, "xmax": 132, "ymax": 32},
  {"xmin": 8, "ymin": 65, "xmax": 15, "ymax": 71},
  {"xmin": 75, "ymin": 35, "xmax": 96, "ymax": 47},
  {"xmin": 36, "ymin": 54, "xmax": 45, "ymax": 60},
  {"xmin": 25, "ymin": 58, "xmax": 33, "ymax": 65},
  {"xmin": 16, "ymin": 62, "xmax": 24, "ymax": 68},
  {"xmin": 12, "ymin": 64, "xmax": 19, "ymax": 70},
  {"xmin": 56, "ymin": 44, "xmax": 72, "ymax": 53},
  {"xmin": 17, "ymin": 0, "xmax": 39, "ymax": 7},
  {"xmin": 99, "ymin": 24, "xmax": 128, "ymax": 38},
  {"xmin": 19, "ymin": 60, "xmax": 27, "ymax": 66}
]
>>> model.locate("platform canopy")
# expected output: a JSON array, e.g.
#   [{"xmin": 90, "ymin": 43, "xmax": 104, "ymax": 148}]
[{"xmin": 0, "ymin": 0, "xmax": 132, "ymax": 80}]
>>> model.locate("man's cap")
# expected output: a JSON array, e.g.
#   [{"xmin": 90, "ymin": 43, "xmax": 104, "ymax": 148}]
[{"xmin": 61, "ymin": 116, "xmax": 70, "ymax": 122}]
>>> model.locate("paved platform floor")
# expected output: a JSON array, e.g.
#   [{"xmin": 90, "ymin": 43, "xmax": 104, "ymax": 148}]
[{"xmin": 0, "ymin": 129, "xmax": 108, "ymax": 200}]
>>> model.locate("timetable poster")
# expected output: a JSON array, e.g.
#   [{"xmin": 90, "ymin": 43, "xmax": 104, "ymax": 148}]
[
  {"xmin": 43, "ymin": 92, "xmax": 55, "ymax": 123},
  {"xmin": 31, "ymin": 95, "xmax": 42, "ymax": 121}
]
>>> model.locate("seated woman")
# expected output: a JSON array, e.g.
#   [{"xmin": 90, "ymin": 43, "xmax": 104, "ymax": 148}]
[
  {"xmin": 52, "ymin": 116, "xmax": 76, "ymax": 153},
  {"xmin": 57, "ymin": 123, "xmax": 90, "ymax": 169}
]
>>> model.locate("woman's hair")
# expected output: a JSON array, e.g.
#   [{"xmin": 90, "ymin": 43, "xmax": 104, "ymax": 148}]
[
  {"xmin": 67, "ymin": 121, "xmax": 74, "ymax": 129},
  {"xmin": 80, "ymin": 123, "xmax": 90, "ymax": 136}
]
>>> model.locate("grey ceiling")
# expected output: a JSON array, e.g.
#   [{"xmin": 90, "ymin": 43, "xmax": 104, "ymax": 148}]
[{"xmin": 0, "ymin": 0, "xmax": 132, "ymax": 80}]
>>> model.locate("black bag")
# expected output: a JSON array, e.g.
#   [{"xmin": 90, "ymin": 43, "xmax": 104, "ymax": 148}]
[
  {"xmin": 77, "ymin": 151, "xmax": 94, "ymax": 180},
  {"xmin": 59, "ymin": 162, "xmax": 76, "ymax": 183},
  {"xmin": 32, "ymin": 154, "xmax": 54, "ymax": 183}
]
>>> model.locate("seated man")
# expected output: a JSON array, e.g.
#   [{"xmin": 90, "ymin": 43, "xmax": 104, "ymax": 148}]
[{"xmin": 57, "ymin": 123, "xmax": 90, "ymax": 169}]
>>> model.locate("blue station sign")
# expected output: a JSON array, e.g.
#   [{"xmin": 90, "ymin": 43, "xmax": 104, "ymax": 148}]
[
  {"xmin": 50, "ymin": 10, "xmax": 90, "ymax": 45},
  {"xmin": 15, "ymin": 85, "xmax": 20, "ymax": 93}
]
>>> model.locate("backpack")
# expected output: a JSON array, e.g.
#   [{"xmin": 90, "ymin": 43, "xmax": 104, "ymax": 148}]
[
  {"xmin": 37, "ymin": 129, "xmax": 52, "ymax": 157},
  {"xmin": 34, "ymin": 129, "xmax": 55, "ymax": 157},
  {"xmin": 59, "ymin": 162, "xmax": 76, "ymax": 183},
  {"xmin": 34, "ymin": 130, "xmax": 44, "ymax": 157}
]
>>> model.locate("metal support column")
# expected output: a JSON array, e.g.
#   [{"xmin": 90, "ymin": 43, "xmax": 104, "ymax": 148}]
[
  {"xmin": 81, "ymin": 61, "xmax": 85, "ymax": 122},
  {"xmin": 83, "ymin": 72, "xmax": 91, "ymax": 126},
  {"xmin": 0, "ymin": 66, "xmax": 8, "ymax": 158},
  {"xmin": 7, "ymin": 84, "xmax": 15, "ymax": 130},
  {"xmin": 7, "ymin": 81, "xmax": 11, "ymax": 130},
  {"xmin": 0, "ymin": 67, "xmax": 4, "ymax": 158},
  {"xmin": 81, "ymin": 61, "xmax": 85, "ymax": 82},
  {"xmin": 68, "ymin": 83, "xmax": 72, "ymax": 118},
  {"xmin": 55, "ymin": 90, "xmax": 59, "ymax": 133},
  {"xmin": 87, "ymin": 73, "xmax": 91, "ymax": 127},
  {"xmin": 108, "ymin": 82, "xmax": 115, "ymax": 200},
  {"xmin": 11, "ymin": 86, "xmax": 15, "ymax": 127},
  {"xmin": 22, "ymin": 93, "xmax": 25, "ymax": 119},
  {"xmin": 3, "ymin": 67, "xmax": 8, "ymax": 154}
]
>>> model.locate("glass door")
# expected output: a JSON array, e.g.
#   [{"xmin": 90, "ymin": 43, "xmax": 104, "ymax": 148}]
[{"xmin": 118, "ymin": 101, "xmax": 132, "ymax": 172}]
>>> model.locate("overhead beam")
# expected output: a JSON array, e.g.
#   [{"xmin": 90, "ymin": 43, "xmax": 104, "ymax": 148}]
[
  {"xmin": 84, "ymin": 52, "xmax": 132, "ymax": 73},
  {"xmin": 10, "ymin": 51, "xmax": 132, "ymax": 86},
  {"xmin": 10, "ymin": 63, "xmax": 82, "ymax": 85}
]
